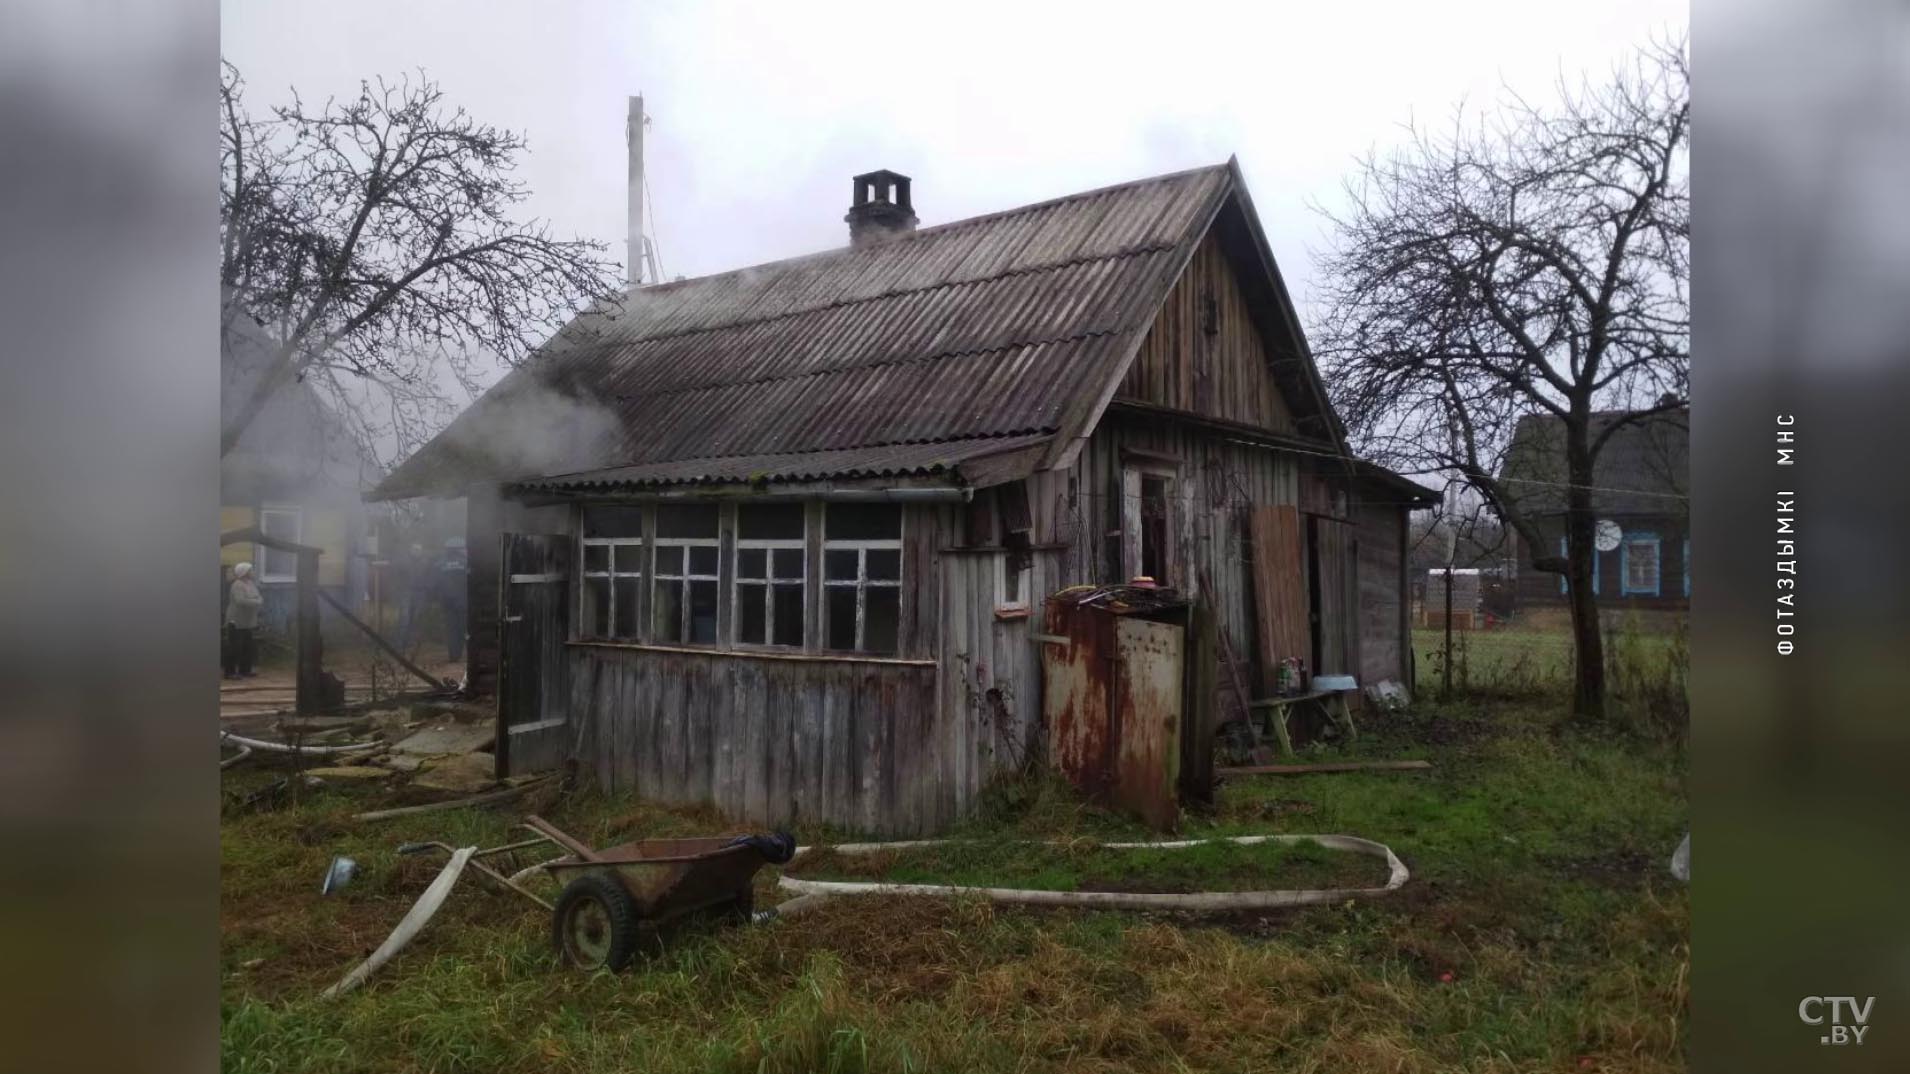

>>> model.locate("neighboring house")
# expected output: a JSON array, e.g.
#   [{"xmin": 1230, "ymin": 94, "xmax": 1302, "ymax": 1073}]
[
  {"xmin": 372, "ymin": 161, "xmax": 1432, "ymax": 834},
  {"xmin": 221, "ymin": 307, "xmax": 379, "ymax": 630},
  {"xmin": 1498, "ymin": 406, "xmax": 1690, "ymax": 613}
]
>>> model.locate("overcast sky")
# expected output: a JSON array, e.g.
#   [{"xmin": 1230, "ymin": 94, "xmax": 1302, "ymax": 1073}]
[{"xmin": 224, "ymin": 0, "xmax": 1685, "ymax": 403}]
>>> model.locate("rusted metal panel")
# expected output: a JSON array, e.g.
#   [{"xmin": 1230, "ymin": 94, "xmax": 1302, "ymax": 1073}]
[
  {"xmin": 1042, "ymin": 598, "xmax": 1115, "ymax": 798},
  {"xmin": 1040, "ymin": 586, "xmax": 1187, "ymax": 830},
  {"xmin": 1112, "ymin": 617, "xmax": 1182, "ymax": 830},
  {"xmin": 374, "ymin": 165, "xmax": 1233, "ymax": 501}
]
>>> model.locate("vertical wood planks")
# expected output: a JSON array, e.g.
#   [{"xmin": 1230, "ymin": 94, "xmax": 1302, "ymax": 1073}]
[{"xmin": 1250, "ymin": 505, "xmax": 1309, "ymax": 691}]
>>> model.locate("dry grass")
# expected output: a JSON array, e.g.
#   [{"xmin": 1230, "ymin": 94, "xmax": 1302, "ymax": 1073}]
[{"xmin": 221, "ymin": 690, "xmax": 1688, "ymax": 1073}]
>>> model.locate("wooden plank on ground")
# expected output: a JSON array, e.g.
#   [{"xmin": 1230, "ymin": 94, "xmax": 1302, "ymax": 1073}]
[{"xmin": 1217, "ymin": 760, "xmax": 1432, "ymax": 776}]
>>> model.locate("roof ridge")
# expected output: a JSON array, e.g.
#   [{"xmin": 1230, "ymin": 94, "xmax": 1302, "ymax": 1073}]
[{"xmin": 626, "ymin": 160, "xmax": 1232, "ymax": 296}]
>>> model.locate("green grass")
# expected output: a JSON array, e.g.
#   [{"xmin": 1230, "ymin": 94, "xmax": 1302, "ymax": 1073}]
[
  {"xmin": 221, "ymin": 682, "xmax": 1688, "ymax": 1073},
  {"xmin": 788, "ymin": 835, "xmax": 1390, "ymax": 893},
  {"xmin": 1415, "ymin": 614, "xmax": 1688, "ymax": 741}
]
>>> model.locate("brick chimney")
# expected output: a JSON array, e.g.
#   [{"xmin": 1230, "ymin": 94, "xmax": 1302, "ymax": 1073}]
[{"xmin": 845, "ymin": 169, "xmax": 917, "ymax": 248}]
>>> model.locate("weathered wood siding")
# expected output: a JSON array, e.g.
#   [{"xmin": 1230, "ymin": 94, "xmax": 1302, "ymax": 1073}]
[
  {"xmin": 1044, "ymin": 413, "xmax": 1299, "ymax": 651},
  {"xmin": 1354, "ymin": 502, "xmax": 1408, "ymax": 689},
  {"xmin": 963, "ymin": 413, "xmax": 1303, "ymax": 755},
  {"xmin": 936, "ymin": 547, "xmax": 1063, "ymax": 785},
  {"xmin": 566, "ymin": 645, "xmax": 946, "ymax": 834},
  {"xmin": 1309, "ymin": 516, "xmax": 1356, "ymax": 677},
  {"xmin": 1115, "ymin": 230, "xmax": 1296, "ymax": 433}
]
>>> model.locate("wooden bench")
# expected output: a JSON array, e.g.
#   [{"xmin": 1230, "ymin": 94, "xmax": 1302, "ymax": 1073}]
[{"xmin": 1247, "ymin": 689, "xmax": 1358, "ymax": 758}]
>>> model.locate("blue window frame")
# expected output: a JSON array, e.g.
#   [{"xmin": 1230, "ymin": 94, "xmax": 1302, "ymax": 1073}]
[
  {"xmin": 1620, "ymin": 531, "xmax": 1662, "ymax": 596},
  {"xmin": 1557, "ymin": 536, "xmax": 1599, "ymax": 595}
]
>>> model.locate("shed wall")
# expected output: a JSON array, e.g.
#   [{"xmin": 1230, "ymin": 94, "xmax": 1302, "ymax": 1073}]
[
  {"xmin": 567, "ymin": 645, "xmax": 946, "ymax": 834},
  {"xmin": 1354, "ymin": 501, "xmax": 1410, "ymax": 689}
]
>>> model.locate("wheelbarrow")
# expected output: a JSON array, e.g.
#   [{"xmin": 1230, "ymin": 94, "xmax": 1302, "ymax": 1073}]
[
  {"xmin": 397, "ymin": 814, "xmax": 794, "ymax": 972},
  {"xmin": 528, "ymin": 815, "xmax": 798, "ymax": 971}
]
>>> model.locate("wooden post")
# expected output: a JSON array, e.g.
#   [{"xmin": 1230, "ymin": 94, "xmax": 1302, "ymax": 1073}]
[
  {"xmin": 1441, "ymin": 567, "xmax": 1453, "ymax": 702},
  {"xmin": 1180, "ymin": 601, "xmax": 1218, "ymax": 807},
  {"xmin": 295, "ymin": 547, "xmax": 323, "ymax": 714},
  {"xmin": 466, "ymin": 485, "xmax": 501, "ymax": 697}
]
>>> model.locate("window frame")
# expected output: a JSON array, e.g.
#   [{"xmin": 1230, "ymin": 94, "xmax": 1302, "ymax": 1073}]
[
  {"xmin": 1620, "ymin": 530, "xmax": 1662, "ymax": 596},
  {"xmin": 821, "ymin": 504, "xmax": 904, "ymax": 654},
  {"xmin": 995, "ymin": 548, "xmax": 1032, "ymax": 615},
  {"xmin": 652, "ymin": 532, "xmax": 722, "ymax": 645},
  {"xmin": 258, "ymin": 503, "xmax": 303, "ymax": 583},
  {"xmin": 1120, "ymin": 461, "xmax": 1179, "ymax": 586},
  {"xmin": 731, "ymin": 507, "xmax": 808, "ymax": 650},
  {"xmin": 579, "ymin": 534, "xmax": 646, "ymax": 641}
]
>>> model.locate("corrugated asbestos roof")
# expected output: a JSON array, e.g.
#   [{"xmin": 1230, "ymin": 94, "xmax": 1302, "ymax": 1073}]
[
  {"xmin": 512, "ymin": 434, "xmax": 1052, "ymax": 493},
  {"xmin": 371, "ymin": 162, "xmax": 1234, "ymax": 499}
]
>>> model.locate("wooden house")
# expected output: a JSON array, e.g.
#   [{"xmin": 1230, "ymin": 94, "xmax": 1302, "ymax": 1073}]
[
  {"xmin": 1499, "ymin": 407, "xmax": 1690, "ymax": 613},
  {"xmin": 372, "ymin": 161, "xmax": 1432, "ymax": 834},
  {"xmin": 221, "ymin": 307, "xmax": 378, "ymax": 629}
]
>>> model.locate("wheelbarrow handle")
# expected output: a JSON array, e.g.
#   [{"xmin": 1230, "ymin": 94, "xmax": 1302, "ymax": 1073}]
[
  {"xmin": 396, "ymin": 841, "xmax": 452, "ymax": 856},
  {"xmin": 523, "ymin": 815, "xmax": 604, "ymax": 863}
]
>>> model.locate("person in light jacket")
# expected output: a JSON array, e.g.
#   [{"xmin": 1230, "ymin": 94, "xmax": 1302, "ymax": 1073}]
[{"xmin": 224, "ymin": 562, "xmax": 265, "ymax": 679}]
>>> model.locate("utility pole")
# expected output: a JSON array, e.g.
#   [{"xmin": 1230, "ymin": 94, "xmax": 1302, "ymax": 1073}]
[{"xmin": 627, "ymin": 95, "xmax": 646, "ymax": 288}]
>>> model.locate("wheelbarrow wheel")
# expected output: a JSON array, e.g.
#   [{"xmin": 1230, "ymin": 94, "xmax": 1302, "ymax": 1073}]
[
  {"xmin": 552, "ymin": 872, "xmax": 642, "ymax": 972},
  {"xmin": 726, "ymin": 888, "xmax": 755, "ymax": 923}
]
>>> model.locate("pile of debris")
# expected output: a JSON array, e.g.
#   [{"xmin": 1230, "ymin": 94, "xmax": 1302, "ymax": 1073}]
[{"xmin": 219, "ymin": 703, "xmax": 544, "ymax": 815}]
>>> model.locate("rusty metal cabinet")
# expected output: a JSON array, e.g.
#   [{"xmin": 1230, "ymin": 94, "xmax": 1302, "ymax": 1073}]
[{"xmin": 1042, "ymin": 586, "xmax": 1187, "ymax": 830}]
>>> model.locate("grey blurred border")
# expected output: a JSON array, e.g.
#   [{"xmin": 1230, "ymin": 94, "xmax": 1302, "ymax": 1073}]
[
  {"xmin": 0, "ymin": 1, "xmax": 218, "ymax": 1071},
  {"xmin": 1695, "ymin": 0, "xmax": 1910, "ymax": 1071}
]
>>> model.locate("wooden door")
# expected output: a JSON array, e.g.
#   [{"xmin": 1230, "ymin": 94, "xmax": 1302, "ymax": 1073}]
[
  {"xmin": 496, "ymin": 533, "xmax": 572, "ymax": 777},
  {"xmin": 1307, "ymin": 517, "xmax": 1354, "ymax": 677},
  {"xmin": 1249, "ymin": 505, "xmax": 1308, "ymax": 691}
]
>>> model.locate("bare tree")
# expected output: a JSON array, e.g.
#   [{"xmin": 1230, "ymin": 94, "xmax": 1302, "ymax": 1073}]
[
  {"xmin": 219, "ymin": 61, "xmax": 620, "ymax": 462},
  {"xmin": 1314, "ymin": 39, "xmax": 1689, "ymax": 720}
]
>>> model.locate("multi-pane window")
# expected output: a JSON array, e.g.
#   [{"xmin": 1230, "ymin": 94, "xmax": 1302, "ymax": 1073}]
[
  {"xmin": 734, "ymin": 503, "xmax": 806, "ymax": 648},
  {"xmin": 1622, "ymin": 533, "xmax": 1661, "ymax": 596},
  {"xmin": 654, "ymin": 504, "xmax": 720, "ymax": 644},
  {"xmin": 822, "ymin": 503, "xmax": 902, "ymax": 654},
  {"xmin": 581, "ymin": 505, "xmax": 644, "ymax": 639},
  {"xmin": 259, "ymin": 504, "xmax": 302, "ymax": 581}
]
